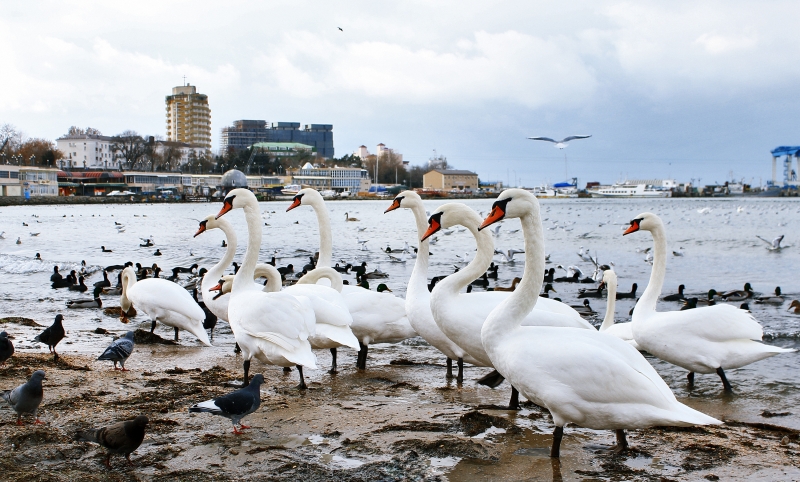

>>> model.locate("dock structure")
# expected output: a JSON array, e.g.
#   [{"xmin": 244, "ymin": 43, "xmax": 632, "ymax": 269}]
[{"xmin": 771, "ymin": 146, "xmax": 800, "ymax": 188}]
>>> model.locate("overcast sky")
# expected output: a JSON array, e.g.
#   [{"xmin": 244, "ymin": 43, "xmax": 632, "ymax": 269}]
[{"xmin": 2, "ymin": 1, "xmax": 799, "ymax": 186}]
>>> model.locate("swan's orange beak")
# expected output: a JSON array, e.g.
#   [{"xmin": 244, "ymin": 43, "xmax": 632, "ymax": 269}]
[
  {"xmin": 193, "ymin": 222, "xmax": 207, "ymax": 238},
  {"xmin": 286, "ymin": 194, "xmax": 303, "ymax": 212},
  {"xmin": 623, "ymin": 220, "xmax": 640, "ymax": 236},
  {"xmin": 216, "ymin": 198, "xmax": 234, "ymax": 219},
  {"xmin": 384, "ymin": 198, "xmax": 402, "ymax": 213},
  {"xmin": 480, "ymin": 205, "xmax": 505, "ymax": 231},
  {"xmin": 209, "ymin": 282, "xmax": 222, "ymax": 292},
  {"xmin": 421, "ymin": 217, "xmax": 441, "ymax": 242}
]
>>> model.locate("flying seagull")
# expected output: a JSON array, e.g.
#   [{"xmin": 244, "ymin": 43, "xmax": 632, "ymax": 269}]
[
  {"xmin": 338, "ymin": 27, "xmax": 343, "ymax": 31},
  {"xmin": 528, "ymin": 135, "xmax": 592, "ymax": 149}
]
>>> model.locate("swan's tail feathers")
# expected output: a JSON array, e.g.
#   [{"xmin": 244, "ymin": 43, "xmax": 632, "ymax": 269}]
[
  {"xmin": 313, "ymin": 324, "xmax": 360, "ymax": 351},
  {"xmin": 187, "ymin": 323, "xmax": 213, "ymax": 346},
  {"xmin": 668, "ymin": 402, "xmax": 722, "ymax": 427},
  {"xmin": 252, "ymin": 331, "xmax": 318, "ymax": 369}
]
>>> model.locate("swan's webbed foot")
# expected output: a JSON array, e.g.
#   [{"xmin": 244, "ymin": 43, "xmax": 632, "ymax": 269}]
[
  {"xmin": 477, "ymin": 369, "xmax": 505, "ymax": 388},
  {"xmin": 606, "ymin": 429, "xmax": 629, "ymax": 454},
  {"xmin": 716, "ymin": 367, "xmax": 734, "ymax": 393},
  {"xmin": 296, "ymin": 365, "xmax": 307, "ymax": 390},
  {"xmin": 551, "ymin": 426, "xmax": 564, "ymax": 458}
]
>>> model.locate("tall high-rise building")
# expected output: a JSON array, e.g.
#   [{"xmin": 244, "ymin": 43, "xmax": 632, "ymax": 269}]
[
  {"xmin": 220, "ymin": 120, "xmax": 334, "ymax": 158},
  {"xmin": 166, "ymin": 84, "xmax": 211, "ymax": 149}
]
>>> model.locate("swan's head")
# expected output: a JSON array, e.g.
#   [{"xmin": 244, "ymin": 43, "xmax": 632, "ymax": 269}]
[
  {"xmin": 195, "ymin": 214, "xmax": 232, "ymax": 237},
  {"xmin": 287, "ymin": 188, "xmax": 321, "ymax": 212},
  {"xmin": 623, "ymin": 212, "xmax": 661, "ymax": 235},
  {"xmin": 479, "ymin": 189, "xmax": 538, "ymax": 230},
  {"xmin": 385, "ymin": 190, "xmax": 421, "ymax": 213},
  {"xmin": 422, "ymin": 203, "xmax": 481, "ymax": 241},
  {"xmin": 209, "ymin": 275, "xmax": 234, "ymax": 299},
  {"xmin": 216, "ymin": 188, "xmax": 255, "ymax": 219},
  {"xmin": 599, "ymin": 268, "xmax": 617, "ymax": 290}
]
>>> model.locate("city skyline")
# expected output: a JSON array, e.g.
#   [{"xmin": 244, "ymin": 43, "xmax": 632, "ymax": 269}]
[{"xmin": 2, "ymin": 2, "xmax": 799, "ymax": 186}]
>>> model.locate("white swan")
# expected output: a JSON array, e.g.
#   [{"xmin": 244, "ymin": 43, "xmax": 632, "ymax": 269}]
[
  {"xmin": 624, "ymin": 212, "xmax": 794, "ymax": 391},
  {"xmin": 597, "ymin": 268, "xmax": 639, "ymax": 350},
  {"xmin": 216, "ymin": 188, "xmax": 317, "ymax": 387},
  {"xmin": 119, "ymin": 267, "xmax": 211, "ymax": 346},
  {"xmin": 195, "ymin": 215, "xmax": 358, "ymax": 372},
  {"xmin": 479, "ymin": 189, "xmax": 720, "ymax": 458},
  {"xmin": 385, "ymin": 191, "xmax": 480, "ymax": 382},
  {"xmin": 424, "ymin": 203, "xmax": 594, "ymax": 406},
  {"xmin": 217, "ymin": 265, "xmax": 359, "ymax": 374},
  {"xmin": 287, "ymin": 188, "xmax": 416, "ymax": 370}
]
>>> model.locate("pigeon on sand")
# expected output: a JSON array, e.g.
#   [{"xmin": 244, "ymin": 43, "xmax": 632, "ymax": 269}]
[
  {"xmin": 189, "ymin": 374, "xmax": 264, "ymax": 434},
  {"xmin": 97, "ymin": 331, "xmax": 135, "ymax": 371},
  {"xmin": 33, "ymin": 314, "xmax": 65, "ymax": 360},
  {"xmin": 0, "ymin": 331, "xmax": 14, "ymax": 365},
  {"xmin": 1, "ymin": 370, "xmax": 45, "ymax": 425},
  {"xmin": 75, "ymin": 415, "xmax": 149, "ymax": 467}
]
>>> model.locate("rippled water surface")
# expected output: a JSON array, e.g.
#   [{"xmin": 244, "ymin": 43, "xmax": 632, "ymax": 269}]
[{"xmin": 1, "ymin": 197, "xmax": 799, "ymax": 430}]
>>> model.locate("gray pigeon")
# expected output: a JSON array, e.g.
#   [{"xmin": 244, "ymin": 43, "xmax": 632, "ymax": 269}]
[
  {"xmin": 0, "ymin": 331, "xmax": 13, "ymax": 365},
  {"xmin": 33, "ymin": 314, "xmax": 65, "ymax": 360},
  {"xmin": 75, "ymin": 415, "xmax": 148, "ymax": 467},
  {"xmin": 1, "ymin": 370, "xmax": 45, "ymax": 425},
  {"xmin": 189, "ymin": 374, "xmax": 264, "ymax": 434},
  {"xmin": 97, "ymin": 331, "xmax": 135, "ymax": 370}
]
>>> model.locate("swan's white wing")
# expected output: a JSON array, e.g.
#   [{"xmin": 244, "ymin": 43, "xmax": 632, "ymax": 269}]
[
  {"xmin": 284, "ymin": 285, "xmax": 352, "ymax": 328},
  {"xmin": 645, "ymin": 304, "xmax": 763, "ymax": 342},
  {"xmin": 129, "ymin": 278, "xmax": 204, "ymax": 321},
  {"xmin": 232, "ymin": 291, "xmax": 315, "ymax": 341}
]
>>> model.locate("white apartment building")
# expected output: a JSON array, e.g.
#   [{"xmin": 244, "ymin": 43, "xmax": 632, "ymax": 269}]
[{"xmin": 56, "ymin": 134, "xmax": 118, "ymax": 170}]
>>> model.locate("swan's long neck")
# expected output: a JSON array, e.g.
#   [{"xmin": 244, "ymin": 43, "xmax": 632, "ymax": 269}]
[
  {"xmin": 483, "ymin": 208, "xmax": 544, "ymax": 342},
  {"xmin": 296, "ymin": 267, "xmax": 343, "ymax": 291},
  {"xmin": 253, "ymin": 264, "xmax": 282, "ymax": 292},
  {"xmin": 436, "ymin": 217, "xmax": 494, "ymax": 296},
  {"xmin": 407, "ymin": 202, "xmax": 431, "ymax": 296},
  {"xmin": 310, "ymin": 198, "xmax": 332, "ymax": 268},
  {"xmin": 208, "ymin": 222, "xmax": 237, "ymax": 281},
  {"xmin": 600, "ymin": 277, "xmax": 618, "ymax": 331},
  {"xmin": 120, "ymin": 269, "xmax": 137, "ymax": 310},
  {"xmin": 634, "ymin": 223, "xmax": 667, "ymax": 318},
  {"xmin": 232, "ymin": 203, "xmax": 262, "ymax": 293}
]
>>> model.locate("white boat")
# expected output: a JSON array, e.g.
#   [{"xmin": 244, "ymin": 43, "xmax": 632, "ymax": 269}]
[
  {"xmin": 590, "ymin": 183, "xmax": 671, "ymax": 198},
  {"xmin": 281, "ymin": 184, "xmax": 302, "ymax": 195}
]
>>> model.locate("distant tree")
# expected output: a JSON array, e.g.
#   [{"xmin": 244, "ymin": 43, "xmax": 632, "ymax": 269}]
[
  {"xmin": 18, "ymin": 138, "xmax": 63, "ymax": 168},
  {"xmin": 363, "ymin": 151, "xmax": 408, "ymax": 185},
  {"xmin": 428, "ymin": 154, "xmax": 451, "ymax": 170},
  {"xmin": 85, "ymin": 127, "xmax": 102, "ymax": 136},
  {"xmin": 111, "ymin": 131, "xmax": 147, "ymax": 170},
  {"xmin": 67, "ymin": 126, "xmax": 85, "ymax": 136},
  {"xmin": 407, "ymin": 165, "xmax": 426, "ymax": 188},
  {"xmin": 0, "ymin": 123, "xmax": 21, "ymax": 154}
]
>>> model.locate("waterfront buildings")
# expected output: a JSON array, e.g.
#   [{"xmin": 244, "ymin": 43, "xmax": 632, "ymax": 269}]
[
  {"xmin": 220, "ymin": 120, "xmax": 334, "ymax": 157},
  {"xmin": 0, "ymin": 166, "xmax": 59, "ymax": 196},
  {"xmin": 355, "ymin": 143, "xmax": 404, "ymax": 164},
  {"xmin": 423, "ymin": 169, "xmax": 479, "ymax": 191},
  {"xmin": 290, "ymin": 162, "xmax": 370, "ymax": 193},
  {"xmin": 56, "ymin": 133, "xmax": 118, "ymax": 170},
  {"xmin": 251, "ymin": 142, "xmax": 316, "ymax": 157},
  {"xmin": 166, "ymin": 84, "xmax": 212, "ymax": 149}
]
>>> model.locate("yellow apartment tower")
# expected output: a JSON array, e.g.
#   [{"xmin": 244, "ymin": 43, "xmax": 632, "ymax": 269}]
[{"xmin": 165, "ymin": 84, "xmax": 212, "ymax": 149}]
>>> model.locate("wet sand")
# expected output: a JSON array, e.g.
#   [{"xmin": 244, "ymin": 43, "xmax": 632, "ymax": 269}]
[{"xmin": 2, "ymin": 317, "xmax": 800, "ymax": 481}]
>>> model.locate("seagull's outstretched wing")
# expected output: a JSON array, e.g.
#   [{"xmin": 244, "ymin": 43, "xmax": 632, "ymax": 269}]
[
  {"xmin": 528, "ymin": 137, "xmax": 557, "ymax": 143},
  {"xmin": 756, "ymin": 235, "xmax": 773, "ymax": 246},
  {"xmin": 773, "ymin": 235, "xmax": 784, "ymax": 248},
  {"xmin": 559, "ymin": 135, "xmax": 592, "ymax": 143}
]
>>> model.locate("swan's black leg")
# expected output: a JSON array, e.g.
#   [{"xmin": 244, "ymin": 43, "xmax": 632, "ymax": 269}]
[
  {"xmin": 457, "ymin": 358, "xmax": 464, "ymax": 386},
  {"xmin": 551, "ymin": 426, "xmax": 564, "ymax": 458},
  {"xmin": 716, "ymin": 367, "xmax": 733, "ymax": 393},
  {"xmin": 234, "ymin": 343, "xmax": 241, "ymax": 354},
  {"xmin": 357, "ymin": 343, "xmax": 368, "ymax": 370},
  {"xmin": 296, "ymin": 365, "xmax": 307, "ymax": 390},
  {"xmin": 329, "ymin": 348, "xmax": 338, "ymax": 374},
  {"xmin": 446, "ymin": 358, "xmax": 454, "ymax": 379},
  {"xmin": 150, "ymin": 319, "xmax": 156, "ymax": 333},
  {"xmin": 687, "ymin": 371, "xmax": 695, "ymax": 387},
  {"xmin": 174, "ymin": 327, "xmax": 179, "ymax": 341},
  {"xmin": 242, "ymin": 359, "xmax": 250, "ymax": 387},
  {"xmin": 610, "ymin": 429, "xmax": 628, "ymax": 453},
  {"xmin": 477, "ymin": 369, "xmax": 505, "ymax": 388},
  {"xmin": 509, "ymin": 386, "xmax": 521, "ymax": 410},
  {"xmin": 283, "ymin": 366, "xmax": 292, "ymax": 373}
]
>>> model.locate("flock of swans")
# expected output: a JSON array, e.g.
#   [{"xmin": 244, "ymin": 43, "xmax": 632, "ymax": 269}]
[{"xmin": 108, "ymin": 187, "xmax": 794, "ymax": 458}]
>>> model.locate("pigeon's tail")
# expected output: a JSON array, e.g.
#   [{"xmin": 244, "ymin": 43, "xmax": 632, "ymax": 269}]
[
  {"xmin": 0, "ymin": 390, "xmax": 11, "ymax": 404},
  {"xmin": 188, "ymin": 399, "xmax": 222, "ymax": 416},
  {"xmin": 75, "ymin": 429, "xmax": 101, "ymax": 443}
]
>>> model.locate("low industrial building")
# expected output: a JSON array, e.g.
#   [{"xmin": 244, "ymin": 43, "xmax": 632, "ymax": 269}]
[
  {"xmin": 290, "ymin": 162, "xmax": 371, "ymax": 193},
  {"xmin": 423, "ymin": 169, "xmax": 479, "ymax": 191}
]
